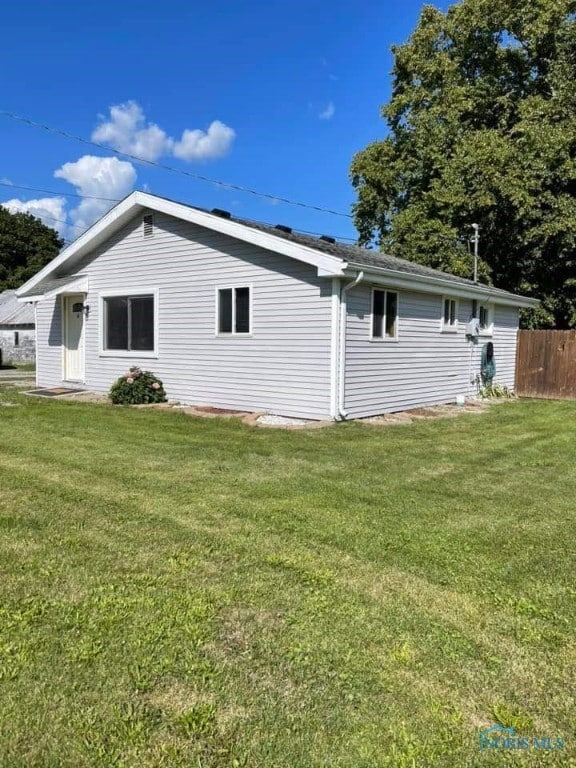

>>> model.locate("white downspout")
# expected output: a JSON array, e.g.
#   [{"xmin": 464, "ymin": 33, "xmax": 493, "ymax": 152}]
[
  {"xmin": 337, "ymin": 271, "xmax": 364, "ymax": 420},
  {"xmin": 33, "ymin": 301, "xmax": 39, "ymax": 388}
]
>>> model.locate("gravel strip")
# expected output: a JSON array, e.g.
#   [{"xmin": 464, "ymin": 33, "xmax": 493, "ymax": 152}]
[{"xmin": 257, "ymin": 414, "xmax": 310, "ymax": 427}]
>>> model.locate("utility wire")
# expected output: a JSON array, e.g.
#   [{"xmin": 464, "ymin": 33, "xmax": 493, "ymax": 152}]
[
  {"xmin": 0, "ymin": 110, "xmax": 353, "ymax": 219},
  {"xmin": 0, "ymin": 181, "xmax": 117, "ymax": 202},
  {"xmin": 1, "ymin": 180, "xmax": 358, "ymax": 242}
]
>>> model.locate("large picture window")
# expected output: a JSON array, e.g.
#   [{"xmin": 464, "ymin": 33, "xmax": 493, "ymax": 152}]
[
  {"xmin": 217, "ymin": 287, "xmax": 251, "ymax": 334},
  {"xmin": 103, "ymin": 293, "xmax": 155, "ymax": 353}
]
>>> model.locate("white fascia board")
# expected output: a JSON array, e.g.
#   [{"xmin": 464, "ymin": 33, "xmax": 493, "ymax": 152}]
[
  {"xmin": 17, "ymin": 295, "xmax": 43, "ymax": 303},
  {"xmin": 145, "ymin": 194, "xmax": 345, "ymax": 276},
  {"xmin": 15, "ymin": 195, "xmax": 142, "ymax": 298},
  {"xmin": 16, "ymin": 192, "xmax": 345, "ymax": 298},
  {"xmin": 44, "ymin": 276, "xmax": 89, "ymax": 298},
  {"xmin": 345, "ymin": 263, "xmax": 539, "ymax": 309}
]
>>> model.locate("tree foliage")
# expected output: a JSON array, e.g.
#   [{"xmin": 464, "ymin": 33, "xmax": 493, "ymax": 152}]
[
  {"xmin": 0, "ymin": 207, "xmax": 63, "ymax": 291},
  {"xmin": 351, "ymin": 0, "xmax": 576, "ymax": 327}
]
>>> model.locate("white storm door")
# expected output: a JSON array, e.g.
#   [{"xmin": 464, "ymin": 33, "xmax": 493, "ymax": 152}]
[{"xmin": 63, "ymin": 294, "xmax": 85, "ymax": 382}]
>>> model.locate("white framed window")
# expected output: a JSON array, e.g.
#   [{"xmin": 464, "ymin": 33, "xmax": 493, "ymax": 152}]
[
  {"xmin": 371, "ymin": 288, "xmax": 399, "ymax": 340},
  {"xmin": 441, "ymin": 297, "xmax": 458, "ymax": 332},
  {"xmin": 216, "ymin": 286, "xmax": 252, "ymax": 335},
  {"xmin": 99, "ymin": 289, "xmax": 158, "ymax": 357},
  {"xmin": 478, "ymin": 303, "xmax": 494, "ymax": 335}
]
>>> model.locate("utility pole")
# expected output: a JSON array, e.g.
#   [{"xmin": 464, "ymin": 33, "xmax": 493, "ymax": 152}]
[{"xmin": 471, "ymin": 223, "xmax": 479, "ymax": 283}]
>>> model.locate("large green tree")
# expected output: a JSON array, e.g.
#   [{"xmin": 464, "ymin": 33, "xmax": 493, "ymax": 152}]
[
  {"xmin": 0, "ymin": 207, "xmax": 63, "ymax": 291},
  {"xmin": 351, "ymin": 0, "xmax": 576, "ymax": 327}
]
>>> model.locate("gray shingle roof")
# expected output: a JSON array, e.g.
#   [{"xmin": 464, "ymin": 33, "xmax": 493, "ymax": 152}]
[
  {"xmin": 18, "ymin": 275, "xmax": 87, "ymax": 299},
  {"xmin": 168, "ymin": 198, "xmax": 529, "ymax": 302},
  {"xmin": 0, "ymin": 290, "xmax": 35, "ymax": 325}
]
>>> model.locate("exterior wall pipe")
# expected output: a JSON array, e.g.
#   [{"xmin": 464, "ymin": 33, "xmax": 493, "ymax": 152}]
[{"xmin": 337, "ymin": 271, "xmax": 364, "ymax": 420}]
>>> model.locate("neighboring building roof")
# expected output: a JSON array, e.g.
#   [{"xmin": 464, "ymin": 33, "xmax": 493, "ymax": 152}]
[
  {"xmin": 16, "ymin": 191, "xmax": 539, "ymax": 308},
  {"xmin": 0, "ymin": 290, "xmax": 35, "ymax": 325}
]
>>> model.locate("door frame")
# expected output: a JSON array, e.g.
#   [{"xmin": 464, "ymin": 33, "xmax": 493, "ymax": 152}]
[{"xmin": 62, "ymin": 293, "xmax": 86, "ymax": 383}]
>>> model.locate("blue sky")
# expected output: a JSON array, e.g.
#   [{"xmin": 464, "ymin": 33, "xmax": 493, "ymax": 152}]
[{"xmin": 1, "ymin": 0, "xmax": 448, "ymax": 243}]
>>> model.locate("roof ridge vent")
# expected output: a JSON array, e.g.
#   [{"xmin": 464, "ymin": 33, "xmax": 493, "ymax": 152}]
[
  {"xmin": 274, "ymin": 224, "xmax": 292, "ymax": 234},
  {"xmin": 319, "ymin": 235, "xmax": 336, "ymax": 244},
  {"xmin": 211, "ymin": 208, "xmax": 231, "ymax": 219}
]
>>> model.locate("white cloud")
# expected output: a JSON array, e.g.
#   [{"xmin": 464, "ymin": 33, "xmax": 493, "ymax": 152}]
[
  {"xmin": 55, "ymin": 155, "xmax": 136, "ymax": 235},
  {"xmin": 173, "ymin": 121, "xmax": 236, "ymax": 161},
  {"xmin": 92, "ymin": 102, "xmax": 172, "ymax": 162},
  {"xmin": 92, "ymin": 101, "xmax": 235, "ymax": 163},
  {"xmin": 1, "ymin": 196, "xmax": 67, "ymax": 236},
  {"xmin": 319, "ymin": 102, "xmax": 335, "ymax": 121}
]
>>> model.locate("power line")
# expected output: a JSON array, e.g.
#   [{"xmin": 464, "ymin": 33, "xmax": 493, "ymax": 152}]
[
  {"xmin": 0, "ymin": 181, "xmax": 117, "ymax": 202},
  {"xmin": 0, "ymin": 110, "xmax": 353, "ymax": 219},
  {"xmin": 0, "ymin": 180, "xmax": 358, "ymax": 243}
]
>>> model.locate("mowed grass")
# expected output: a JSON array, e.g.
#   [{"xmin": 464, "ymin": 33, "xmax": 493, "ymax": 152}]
[{"xmin": 0, "ymin": 389, "xmax": 574, "ymax": 767}]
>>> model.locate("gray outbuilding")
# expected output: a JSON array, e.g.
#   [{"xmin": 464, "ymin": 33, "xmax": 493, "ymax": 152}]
[{"xmin": 0, "ymin": 290, "xmax": 35, "ymax": 365}]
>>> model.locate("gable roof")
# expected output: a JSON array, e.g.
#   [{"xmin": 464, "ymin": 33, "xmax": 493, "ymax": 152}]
[
  {"xmin": 16, "ymin": 191, "xmax": 538, "ymax": 308},
  {"xmin": 0, "ymin": 290, "xmax": 35, "ymax": 325}
]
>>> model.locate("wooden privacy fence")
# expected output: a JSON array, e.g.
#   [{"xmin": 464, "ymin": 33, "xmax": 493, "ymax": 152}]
[{"xmin": 516, "ymin": 330, "xmax": 576, "ymax": 400}]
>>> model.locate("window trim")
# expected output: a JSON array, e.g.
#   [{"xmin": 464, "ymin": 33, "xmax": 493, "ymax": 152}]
[
  {"xmin": 215, "ymin": 285, "xmax": 253, "ymax": 336},
  {"xmin": 370, "ymin": 287, "xmax": 399, "ymax": 342},
  {"xmin": 98, "ymin": 288, "xmax": 159, "ymax": 358},
  {"xmin": 477, "ymin": 302, "xmax": 494, "ymax": 336},
  {"xmin": 441, "ymin": 296, "xmax": 459, "ymax": 333}
]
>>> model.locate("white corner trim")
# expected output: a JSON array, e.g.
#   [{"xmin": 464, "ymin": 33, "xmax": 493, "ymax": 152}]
[{"xmin": 329, "ymin": 277, "xmax": 340, "ymax": 420}]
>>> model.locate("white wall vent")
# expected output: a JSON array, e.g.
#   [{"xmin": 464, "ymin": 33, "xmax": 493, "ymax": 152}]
[{"xmin": 143, "ymin": 214, "xmax": 154, "ymax": 238}]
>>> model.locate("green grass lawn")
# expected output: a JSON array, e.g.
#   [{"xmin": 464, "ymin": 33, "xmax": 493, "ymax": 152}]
[{"xmin": 0, "ymin": 390, "xmax": 574, "ymax": 767}]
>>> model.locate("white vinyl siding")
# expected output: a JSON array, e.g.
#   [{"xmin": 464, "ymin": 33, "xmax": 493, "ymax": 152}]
[
  {"xmin": 35, "ymin": 210, "xmax": 332, "ymax": 419},
  {"xmin": 344, "ymin": 286, "xmax": 519, "ymax": 418}
]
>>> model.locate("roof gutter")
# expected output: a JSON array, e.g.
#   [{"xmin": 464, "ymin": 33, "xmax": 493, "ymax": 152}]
[
  {"xmin": 344, "ymin": 262, "xmax": 539, "ymax": 309},
  {"xmin": 336, "ymin": 271, "xmax": 364, "ymax": 420}
]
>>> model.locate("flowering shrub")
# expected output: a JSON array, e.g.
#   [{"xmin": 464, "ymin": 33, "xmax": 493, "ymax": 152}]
[{"xmin": 108, "ymin": 367, "xmax": 167, "ymax": 405}]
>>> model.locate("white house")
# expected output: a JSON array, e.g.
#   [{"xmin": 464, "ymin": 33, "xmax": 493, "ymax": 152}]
[
  {"xmin": 16, "ymin": 192, "xmax": 538, "ymax": 419},
  {"xmin": 0, "ymin": 290, "xmax": 35, "ymax": 365}
]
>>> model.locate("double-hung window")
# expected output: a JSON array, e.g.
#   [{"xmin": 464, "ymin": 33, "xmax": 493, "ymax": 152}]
[
  {"xmin": 217, "ymin": 287, "xmax": 251, "ymax": 334},
  {"xmin": 371, "ymin": 289, "xmax": 399, "ymax": 340},
  {"xmin": 442, "ymin": 297, "xmax": 458, "ymax": 332},
  {"xmin": 102, "ymin": 292, "xmax": 156, "ymax": 354}
]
